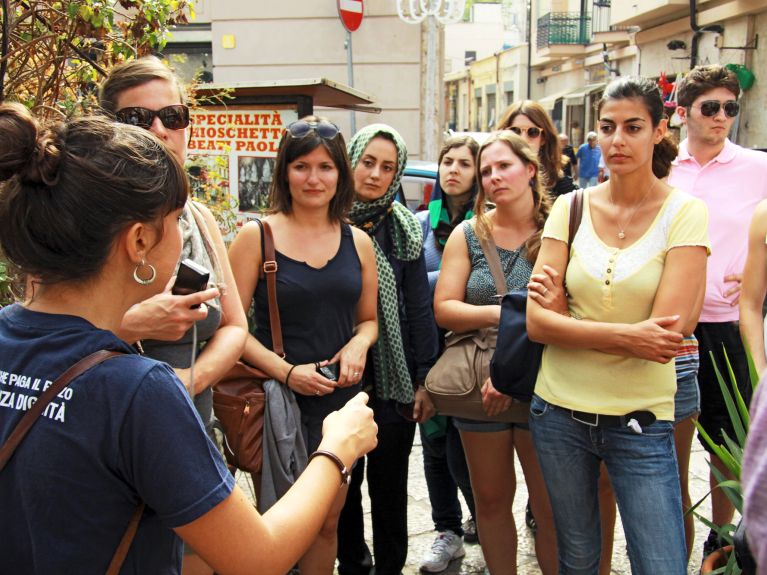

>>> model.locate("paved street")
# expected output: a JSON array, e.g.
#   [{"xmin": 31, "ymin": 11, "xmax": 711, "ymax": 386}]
[
  {"xmin": 237, "ymin": 427, "xmax": 716, "ymax": 575},
  {"xmin": 361, "ymin": 428, "xmax": 715, "ymax": 575}
]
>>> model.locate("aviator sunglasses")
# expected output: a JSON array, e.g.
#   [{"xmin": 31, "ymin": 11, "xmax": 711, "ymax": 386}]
[
  {"xmin": 693, "ymin": 100, "xmax": 740, "ymax": 118},
  {"xmin": 508, "ymin": 126, "xmax": 543, "ymax": 138},
  {"xmin": 115, "ymin": 104, "xmax": 191, "ymax": 130},
  {"xmin": 286, "ymin": 120, "xmax": 340, "ymax": 140}
]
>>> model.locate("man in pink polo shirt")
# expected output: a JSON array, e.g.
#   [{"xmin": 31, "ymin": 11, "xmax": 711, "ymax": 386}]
[{"xmin": 669, "ymin": 64, "xmax": 767, "ymax": 559}]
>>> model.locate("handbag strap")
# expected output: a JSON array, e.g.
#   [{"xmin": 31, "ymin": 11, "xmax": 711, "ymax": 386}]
[
  {"xmin": 0, "ymin": 349, "xmax": 144, "ymax": 574},
  {"xmin": 568, "ymin": 188, "xmax": 584, "ymax": 246},
  {"xmin": 256, "ymin": 218, "xmax": 284, "ymax": 358},
  {"xmin": 477, "ymin": 227, "xmax": 518, "ymax": 300}
]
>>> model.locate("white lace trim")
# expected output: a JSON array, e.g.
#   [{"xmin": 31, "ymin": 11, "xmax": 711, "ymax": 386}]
[{"xmin": 574, "ymin": 191, "xmax": 692, "ymax": 283}]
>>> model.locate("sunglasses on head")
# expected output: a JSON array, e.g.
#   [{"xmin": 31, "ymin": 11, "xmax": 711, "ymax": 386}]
[
  {"xmin": 694, "ymin": 100, "xmax": 740, "ymax": 118},
  {"xmin": 509, "ymin": 126, "xmax": 543, "ymax": 138},
  {"xmin": 115, "ymin": 104, "xmax": 190, "ymax": 130},
  {"xmin": 286, "ymin": 120, "xmax": 340, "ymax": 140}
]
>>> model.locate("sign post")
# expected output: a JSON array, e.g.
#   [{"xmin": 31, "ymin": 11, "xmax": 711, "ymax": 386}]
[{"xmin": 338, "ymin": 0, "xmax": 363, "ymax": 134}]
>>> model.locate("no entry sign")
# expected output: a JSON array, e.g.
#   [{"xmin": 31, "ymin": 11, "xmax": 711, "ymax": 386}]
[{"xmin": 338, "ymin": 0, "xmax": 363, "ymax": 32}]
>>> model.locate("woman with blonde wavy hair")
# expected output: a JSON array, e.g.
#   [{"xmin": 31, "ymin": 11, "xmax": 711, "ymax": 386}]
[{"xmin": 434, "ymin": 131, "xmax": 557, "ymax": 574}]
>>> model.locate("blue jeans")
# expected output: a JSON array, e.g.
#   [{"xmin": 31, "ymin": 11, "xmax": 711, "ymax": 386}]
[
  {"xmin": 578, "ymin": 175, "xmax": 598, "ymax": 189},
  {"xmin": 529, "ymin": 395, "xmax": 686, "ymax": 575},
  {"xmin": 421, "ymin": 416, "xmax": 476, "ymax": 534}
]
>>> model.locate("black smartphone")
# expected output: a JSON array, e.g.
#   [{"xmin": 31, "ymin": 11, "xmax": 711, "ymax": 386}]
[
  {"xmin": 171, "ymin": 259, "xmax": 210, "ymax": 309},
  {"xmin": 316, "ymin": 363, "xmax": 339, "ymax": 382}
]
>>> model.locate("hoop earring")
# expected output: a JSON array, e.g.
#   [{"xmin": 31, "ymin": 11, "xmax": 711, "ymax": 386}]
[{"xmin": 133, "ymin": 260, "xmax": 157, "ymax": 286}]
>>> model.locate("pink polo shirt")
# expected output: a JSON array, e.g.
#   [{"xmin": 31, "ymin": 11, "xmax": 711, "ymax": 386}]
[{"xmin": 669, "ymin": 139, "xmax": 767, "ymax": 322}]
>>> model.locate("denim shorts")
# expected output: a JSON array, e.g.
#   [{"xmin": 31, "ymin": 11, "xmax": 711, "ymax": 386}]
[
  {"xmin": 452, "ymin": 417, "xmax": 528, "ymax": 433},
  {"xmin": 673, "ymin": 373, "xmax": 700, "ymax": 424}
]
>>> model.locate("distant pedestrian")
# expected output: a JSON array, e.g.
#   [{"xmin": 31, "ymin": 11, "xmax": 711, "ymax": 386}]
[
  {"xmin": 559, "ymin": 133, "xmax": 578, "ymax": 180},
  {"xmin": 576, "ymin": 131, "xmax": 601, "ymax": 188}
]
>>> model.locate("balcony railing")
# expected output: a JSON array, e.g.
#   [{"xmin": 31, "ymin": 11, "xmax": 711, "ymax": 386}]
[{"xmin": 537, "ymin": 12, "xmax": 591, "ymax": 50}]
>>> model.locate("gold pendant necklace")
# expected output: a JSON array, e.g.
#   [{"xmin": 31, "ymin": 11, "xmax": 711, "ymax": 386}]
[{"xmin": 610, "ymin": 178, "xmax": 658, "ymax": 240}]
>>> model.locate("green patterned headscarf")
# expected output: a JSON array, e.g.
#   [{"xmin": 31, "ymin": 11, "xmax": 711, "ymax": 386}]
[{"xmin": 348, "ymin": 124, "xmax": 423, "ymax": 404}]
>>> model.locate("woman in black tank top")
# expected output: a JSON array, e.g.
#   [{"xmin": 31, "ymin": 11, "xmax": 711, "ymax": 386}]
[{"xmin": 229, "ymin": 115, "xmax": 378, "ymax": 575}]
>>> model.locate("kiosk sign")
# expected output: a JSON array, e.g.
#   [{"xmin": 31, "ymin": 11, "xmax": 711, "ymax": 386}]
[{"xmin": 338, "ymin": 0, "xmax": 363, "ymax": 32}]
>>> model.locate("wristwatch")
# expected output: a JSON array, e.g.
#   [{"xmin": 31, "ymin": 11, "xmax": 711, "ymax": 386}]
[{"xmin": 308, "ymin": 450, "xmax": 351, "ymax": 486}]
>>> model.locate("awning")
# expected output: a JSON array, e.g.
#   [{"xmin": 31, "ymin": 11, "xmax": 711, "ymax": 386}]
[
  {"xmin": 564, "ymin": 83, "xmax": 606, "ymax": 106},
  {"xmin": 537, "ymin": 90, "xmax": 569, "ymax": 112}
]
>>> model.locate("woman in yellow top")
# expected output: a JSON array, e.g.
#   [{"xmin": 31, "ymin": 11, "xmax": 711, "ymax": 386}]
[
  {"xmin": 526, "ymin": 76, "xmax": 709, "ymax": 574},
  {"xmin": 740, "ymin": 198, "xmax": 767, "ymax": 377}
]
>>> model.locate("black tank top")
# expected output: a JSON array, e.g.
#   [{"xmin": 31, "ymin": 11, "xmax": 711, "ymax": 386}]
[{"xmin": 254, "ymin": 223, "xmax": 362, "ymax": 418}]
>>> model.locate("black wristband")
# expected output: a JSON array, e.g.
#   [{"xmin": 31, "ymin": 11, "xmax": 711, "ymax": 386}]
[
  {"xmin": 285, "ymin": 364, "xmax": 298, "ymax": 387},
  {"xmin": 308, "ymin": 450, "xmax": 351, "ymax": 486}
]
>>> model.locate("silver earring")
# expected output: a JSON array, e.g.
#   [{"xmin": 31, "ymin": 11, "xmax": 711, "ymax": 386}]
[{"xmin": 133, "ymin": 260, "xmax": 157, "ymax": 285}]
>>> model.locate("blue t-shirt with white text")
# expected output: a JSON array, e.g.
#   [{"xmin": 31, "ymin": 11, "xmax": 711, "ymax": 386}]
[{"xmin": 0, "ymin": 304, "xmax": 234, "ymax": 574}]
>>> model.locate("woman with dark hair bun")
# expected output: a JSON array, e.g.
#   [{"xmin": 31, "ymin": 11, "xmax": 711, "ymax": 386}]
[
  {"xmin": 526, "ymin": 75, "xmax": 710, "ymax": 573},
  {"xmin": 497, "ymin": 100, "xmax": 577, "ymax": 198},
  {"xmin": 0, "ymin": 104, "xmax": 378, "ymax": 574}
]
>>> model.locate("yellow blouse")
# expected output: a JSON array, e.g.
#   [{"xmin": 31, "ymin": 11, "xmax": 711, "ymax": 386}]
[{"xmin": 535, "ymin": 189, "xmax": 710, "ymax": 420}]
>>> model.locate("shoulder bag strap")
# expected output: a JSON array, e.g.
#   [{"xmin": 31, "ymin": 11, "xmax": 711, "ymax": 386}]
[
  {"xmin": 0, "ymin": 349, "xmax": 143, "ymax": 575},
  {"xmin": 477, "ymin": 230, "xmax": 511, "ymax": 300},
  {"xmin": 256, "ymin": 218, "xmax": 284, "ymax": 357},
  {"xmin": 568, "ymin": 188, "xmax": 584, "ymax": 246}
]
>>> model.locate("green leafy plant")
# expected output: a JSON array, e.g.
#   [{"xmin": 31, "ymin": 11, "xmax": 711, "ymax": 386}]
[
  {"xmin": 0, "ymin": 258, "xmax": 19, "ymax": 307},
  {"xmin": 1, "ymin": 0, "xmax": 193, "ymax": 119},
  {"xmin": 690, "ymin": 348, "xmax": 759, "ymax": 574}
]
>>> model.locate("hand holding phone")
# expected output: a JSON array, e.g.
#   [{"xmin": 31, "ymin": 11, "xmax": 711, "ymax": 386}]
[
  {"xmin": 316, "ymin": 363, "xmax": 339, "ymax": 382},
  {"xmin": 171, "ymin": 259, "xmax": 210, "ymax": 309}
]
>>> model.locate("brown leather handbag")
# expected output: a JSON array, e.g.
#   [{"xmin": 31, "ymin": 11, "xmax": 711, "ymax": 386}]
[
  {"xmin": 0, "ymin": 350, "xmax": 143, "ymax": 575},
  {"xmin": 213, "ymin": 219, "xmax": 283, "ymax": 474}
]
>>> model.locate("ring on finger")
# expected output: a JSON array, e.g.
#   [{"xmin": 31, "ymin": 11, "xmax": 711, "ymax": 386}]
[
  {"xmin": 542, "ymin": 287, "xmax": 548, "ymax": 295},
  {"xmin": 315, "ymin": 389, "xmax": 320, "ymax": 396}
]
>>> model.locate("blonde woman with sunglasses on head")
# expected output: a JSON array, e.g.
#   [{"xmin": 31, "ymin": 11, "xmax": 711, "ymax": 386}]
[{"xmin": 229, "ymin": 116, "xmax": 378, "ymax": 575}]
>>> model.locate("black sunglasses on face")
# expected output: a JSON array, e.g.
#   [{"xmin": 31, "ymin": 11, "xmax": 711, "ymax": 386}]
[
  {"xmin": 115, "ymin": 104, "xmax": 191, "ymax": 130},
  {"xmin": 509, "ymin": 126, "xmax": 543, "ymax": 138},
  {"xmin": 694, "ymin": 100, "xmax": 740, "ymax": 118},
  {"xmin": 286, "ymin": 120, "xmax": 340, "ymax": 140}
]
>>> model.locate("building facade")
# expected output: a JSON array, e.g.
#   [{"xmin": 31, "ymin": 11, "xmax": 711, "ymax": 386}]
[{"xmin": 445, "ymin": 0, "xmax": 766, "ymax": 149}]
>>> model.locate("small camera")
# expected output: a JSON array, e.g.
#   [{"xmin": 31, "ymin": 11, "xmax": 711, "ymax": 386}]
[
  {"xmin": 172, "ymin": 259, "xmax": 210, "ymax": 309},
  {"xmin": 316, "ymin": 363, "xmax": 339, "ymax": 382}
]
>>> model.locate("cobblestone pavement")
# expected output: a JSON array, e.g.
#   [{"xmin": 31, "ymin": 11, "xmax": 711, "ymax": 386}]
[
  {"xmin": 238, "ymin": 428, "xmax": 717, "ymax": 575},
  {"xmin": 360, "ymin": 428, "xmax": 715, "ymax": 575}
]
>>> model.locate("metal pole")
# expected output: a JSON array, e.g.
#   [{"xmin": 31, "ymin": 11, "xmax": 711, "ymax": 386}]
[
  {"xmin": 424, "ymin": 15, "xmax": 438, "ymax": 160},
  {"xmin": 346, "ymin": 30, "xmax": 356, "ymax": 134}
]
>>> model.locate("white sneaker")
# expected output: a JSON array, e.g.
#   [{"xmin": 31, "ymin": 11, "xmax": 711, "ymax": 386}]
[{"xmin": 420, "ymin": 530, "xmax": 465, "ymax": 573}]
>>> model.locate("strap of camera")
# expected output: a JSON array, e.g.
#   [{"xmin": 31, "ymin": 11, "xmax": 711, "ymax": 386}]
[{"xmin": 0, "ymin": 349, "xmax": 145, "ymax": 575}]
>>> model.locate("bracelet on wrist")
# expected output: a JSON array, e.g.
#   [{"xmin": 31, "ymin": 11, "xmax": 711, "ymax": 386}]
[
  {"xmin": 285, "ymin": 364, "xmax": 298, "ymax": 387},
  {"xmin": 308, "ymin": 450, "xmax": 351, "ymax": 486}
]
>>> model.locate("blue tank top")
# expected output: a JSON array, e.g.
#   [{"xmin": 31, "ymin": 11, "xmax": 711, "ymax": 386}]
[{"xmin": 254, "ymin": 223, "xmax": 362, "ymax": 418}]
